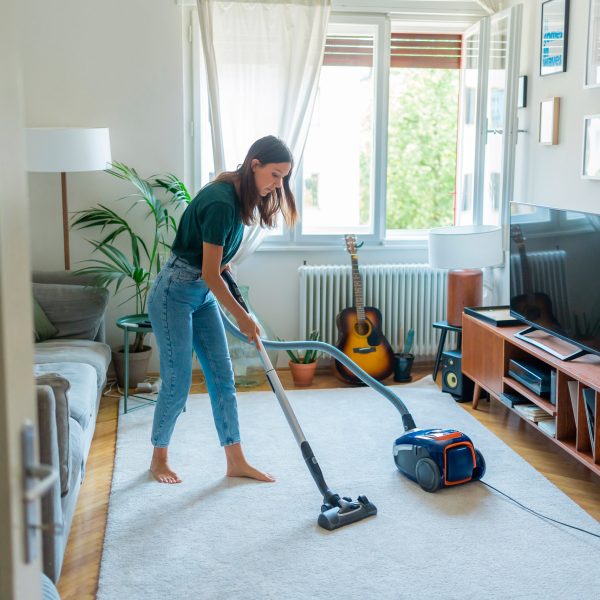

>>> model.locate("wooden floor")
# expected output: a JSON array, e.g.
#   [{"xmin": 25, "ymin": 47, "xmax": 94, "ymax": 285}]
[{"xmin": 57, "ymin": 366, "xmax": 600, "ymax": 600}]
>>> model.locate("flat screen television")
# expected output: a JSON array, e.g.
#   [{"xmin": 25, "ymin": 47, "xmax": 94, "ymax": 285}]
[{"xmin": 509, "ymin": 202, "xmax": 600, "ymax": 360}]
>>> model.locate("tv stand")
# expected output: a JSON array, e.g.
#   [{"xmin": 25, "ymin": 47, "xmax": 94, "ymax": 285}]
[
  {"xmin": 462, "ymin": 314, "xmax": 600, "ymax": 478},
  {"xmin": 514, "ymin": 326, "xmax": 587, "ymax": 361}
]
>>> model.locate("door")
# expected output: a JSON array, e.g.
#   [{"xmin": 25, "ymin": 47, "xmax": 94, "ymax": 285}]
[
  {"xmin": 455, "ymin": 18, "xmax": 489, "ymax": 226},
  {"xmin": 455, "ymin": 5, "xmax": 522, "ymax": 228},
  {"xmin": 0, "ymin": 0, "xmax": 44, "ymax": 598},
  {"xmin": 481, "ymin": 6, "xmax": 522, "ymax": 227}
]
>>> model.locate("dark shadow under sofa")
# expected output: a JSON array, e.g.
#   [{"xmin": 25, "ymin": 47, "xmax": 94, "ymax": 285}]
[{"xmin": 33, "ymin": 270, "xmax": 111, "ymax": 585}]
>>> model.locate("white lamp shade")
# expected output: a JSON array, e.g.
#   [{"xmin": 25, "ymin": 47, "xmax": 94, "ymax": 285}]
[
  {"xmin": 25, "ymin": 127, "xmax": 111, "ymax": 173},
  {"xmin": 428, "ymin": 225, "xmax": 503, "ymax": 270}
]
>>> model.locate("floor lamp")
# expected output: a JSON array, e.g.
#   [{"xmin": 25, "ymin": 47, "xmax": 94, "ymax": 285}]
[
  {"xmin": 25, "ymin": 127, "xmax": 111, "ymax": 270},
  {"xmin": 429, "ymin": 225, "xmax": 504, "ymax": 327}
]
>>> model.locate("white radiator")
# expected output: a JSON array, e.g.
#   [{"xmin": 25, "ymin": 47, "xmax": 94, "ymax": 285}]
[
  {"xmin": 299, "ymin": 264, "xmax": 448, "ymax": 357},
  {"xmin": 510, "ymin": 250, "xmax": 571, "ymax": 329}
]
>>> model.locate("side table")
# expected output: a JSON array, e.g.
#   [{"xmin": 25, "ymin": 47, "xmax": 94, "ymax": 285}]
[
  {"xmin": 116, "ymin": 314, "xmax": 155, "ymax": 414},
  {"xmin": 432, "ymin": 320, "xmax": 462, "ymax": 380}
]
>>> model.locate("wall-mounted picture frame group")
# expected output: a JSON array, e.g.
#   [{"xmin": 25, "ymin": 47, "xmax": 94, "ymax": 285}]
[
  {"xmin": 582, "ymin": 115, "xmax": 600, "ymax": 179},
  {"xmin": 540, "ymin": 0, "xmax": 570, "ymax": 76},
  {"xmin": 585, "ymin": 0, "xmax": 600, "ymax": 87},
  {"xmin": 539, "ymin": 97, "xmax": 560, "ymax": 145}
]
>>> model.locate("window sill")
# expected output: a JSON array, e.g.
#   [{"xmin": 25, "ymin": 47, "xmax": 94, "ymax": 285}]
[{"xmin": 257, "ymin": 238, "xmax": 428, "ymax": 252}]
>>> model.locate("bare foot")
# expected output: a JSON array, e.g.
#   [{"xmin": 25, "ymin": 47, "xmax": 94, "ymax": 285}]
[
  {"xmin": 150, "ymin": 447, "xmax": 182, "ymax": 484},
  {"xmin": 226, "ymin": 463, "xmax": 275, "ymax": 482},
  {"xmin": 224, "ymin": 442, "xmax": 275, "ymax": 482}
]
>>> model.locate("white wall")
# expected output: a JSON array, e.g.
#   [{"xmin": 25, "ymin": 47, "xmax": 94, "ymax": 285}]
[
  {"xmin": 20, "ymin": 0, "xmax": 185, "ymax": 370},
  {"xmin": 504, "ymin": 0, "xmax": 600, "ymax": 214}
]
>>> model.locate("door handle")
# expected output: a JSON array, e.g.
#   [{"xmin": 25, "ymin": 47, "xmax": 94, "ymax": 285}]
[
  {"xmin": 24, "ymin": 463, "xmax": 58, "ymax": 502},
  {"xmin": 22, "ymin": 421, "xmax": 61, "ymax": 563}
]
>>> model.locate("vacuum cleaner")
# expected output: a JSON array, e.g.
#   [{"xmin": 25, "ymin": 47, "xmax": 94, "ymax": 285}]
[{"xmin": 221, "ymin": 271, "xmax": 485, "ymax": 529}]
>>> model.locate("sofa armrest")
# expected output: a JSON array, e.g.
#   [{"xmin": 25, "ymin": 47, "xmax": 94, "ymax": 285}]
[
  {"xmin": 36, "ymin": 375, "xmax": 70, "ymax": 496},
  {"xmin": 36, "ymin": 385, "xmax": 65, "ymax": 583},
  {"xmin": 32, "ymin": 271, "xmax": 109, "ymax": 343}
]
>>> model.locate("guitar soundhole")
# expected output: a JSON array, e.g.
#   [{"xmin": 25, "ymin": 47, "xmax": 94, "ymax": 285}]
[{"xmin": 355, "ymin": 322, "xmax": 370, "ymax": 336}]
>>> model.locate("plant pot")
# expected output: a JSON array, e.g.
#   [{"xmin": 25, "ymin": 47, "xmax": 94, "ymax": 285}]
[
  {"xmin": 393, "ymin": 353, "xmax": 414, "ymax": 383},
  {"xmin": 289, "ymin": 360, "xmax": 318, "ymax": 387},
  {"xmin": 112, "ymin": 345, "xmax": 153, "ymax": 389}
]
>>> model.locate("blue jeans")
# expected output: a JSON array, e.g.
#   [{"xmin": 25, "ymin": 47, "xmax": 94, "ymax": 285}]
[{"xmin": 147, "ymin": 254, "xmax": 240, "ymax": 448}]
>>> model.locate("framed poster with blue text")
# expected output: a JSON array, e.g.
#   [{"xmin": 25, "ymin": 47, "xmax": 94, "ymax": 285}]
[
  {"xmin": 586, "ymin": 0, "xmax": 600, "ymax": 87},
  {"xmin": 540, "ymin": 0, "xmax": 569, "ymax": 76}
]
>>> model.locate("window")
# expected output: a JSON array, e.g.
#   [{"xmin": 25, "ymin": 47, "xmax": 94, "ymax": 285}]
[
  {"xmin": 292, "ymin": 17, "xmax": 461, "ymax": 244},
  {"xmin": 386, "ymin": 33, "xmax": 461, "ymax": 237},
  {"xmin": 300, "ymin": 24, "xmax": 377, "ymax": 237},
  {"xmin": 191, "ymin": 13, "xmax": 462, "ymax": 245}
]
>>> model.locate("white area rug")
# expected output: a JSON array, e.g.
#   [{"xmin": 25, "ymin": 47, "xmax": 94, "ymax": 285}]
[{"xmin": 97, "ymin": 377, "xmax": 600, "ymax": 600}]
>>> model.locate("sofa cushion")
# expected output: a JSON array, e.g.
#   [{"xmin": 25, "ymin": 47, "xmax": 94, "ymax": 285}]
[
  {"xmin": 35, "ymin": 339, "xmax": 111, "ymax": 391},
  {"xmin": 69, "ymin": 417, "xmax": 84, "ymax": 488},
  {"xmin": 35, "ymin": 362, "xmax": 98, "ymax": 433},
  {"xmin": 33, "ymin": 297, "xmax": 59, "ymax": 342},
  {"xmin": 35, "ymin": 374, "xmax": 70, "ymax": 497},
  {"xmin": 33, "ymin": 282, "xmax": 109, "ymax": 340}
]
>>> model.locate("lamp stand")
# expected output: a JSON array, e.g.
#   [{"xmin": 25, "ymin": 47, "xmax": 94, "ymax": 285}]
[
  {"xmin": 446, "ymin": 269, "xmax": 482, "ymax": 327},
  {"xmin": 60, "ymin": 172, "xmax": 70, "ymax": 270}
]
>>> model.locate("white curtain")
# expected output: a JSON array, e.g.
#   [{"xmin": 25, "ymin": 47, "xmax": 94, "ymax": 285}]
[
  {"xmin": 475, "ymin": 0, "xmax": 500, "ymax": 14},
  {"xmin": 196, "ymin": 0, "xmax": 331, "ymax": 265}
]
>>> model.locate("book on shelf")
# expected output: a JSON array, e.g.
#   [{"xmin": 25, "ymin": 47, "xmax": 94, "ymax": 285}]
[
  {"xmin": 582, "ymin": 388, "xmax": 596, "ymax": 445},
  {"xmin": 513, "ymin": 403, "xmax": 554, "ymax": 423},
  {"xmin": 538, "ymin": 419, "xmax": 556, "ymax": 437},
  {"xmin": 499, "ymin": 392, "xmax": 530, "ymax": 408}
]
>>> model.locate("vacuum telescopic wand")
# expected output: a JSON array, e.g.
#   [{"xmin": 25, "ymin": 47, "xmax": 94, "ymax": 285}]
[{"xmin": 222, "ymin": 270, "xmax": 377, "ymax": 530}]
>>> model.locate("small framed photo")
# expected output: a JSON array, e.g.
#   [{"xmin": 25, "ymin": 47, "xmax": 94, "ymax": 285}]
[
  {"xmin": 539, "ymin": 97, "xmax": 560, "ymax": 145},
  {"xmin": 540, "ymin": 0, "xmax": 570, "ymax": 76},
  {"xmin": 585, "ymin": 0, "xmax": 600, "ymax": 88},
  {"xmin": 517, "ymin": 75, "xmax": 528, "ymax": 108},
  {"xmin": 582, "ymin": 115, "xmax": 600, "ymax": 179}
]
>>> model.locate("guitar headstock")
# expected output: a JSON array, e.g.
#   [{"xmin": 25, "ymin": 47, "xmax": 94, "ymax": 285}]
[
  {"xmin": 344, "ymin": 234, "xmax": 361, "ymax": 255},
  {"xmin": 511, "ymin": 224, "xmax": 525, "ymax": 247}
]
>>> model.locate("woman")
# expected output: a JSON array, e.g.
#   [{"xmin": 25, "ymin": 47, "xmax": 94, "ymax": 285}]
[{"xmin": 147, "ymin": 135, "xmax": 298, "ymax": 484}]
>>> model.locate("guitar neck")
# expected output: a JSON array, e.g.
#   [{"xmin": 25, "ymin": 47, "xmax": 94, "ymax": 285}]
[{"xmin": 350, "ymin": 254, "xmax": 366, "ymax": 323}]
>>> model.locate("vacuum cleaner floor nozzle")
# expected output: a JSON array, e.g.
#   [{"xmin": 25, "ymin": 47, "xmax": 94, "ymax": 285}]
[{"xmin": 318, "ymin": 495, "xmax": 377, "ymax": 531}]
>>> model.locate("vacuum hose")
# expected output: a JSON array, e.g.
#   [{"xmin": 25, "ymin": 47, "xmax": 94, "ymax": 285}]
[{"xmin": 218, "ymin": 306, "xmax": 417, "ymax": 432}]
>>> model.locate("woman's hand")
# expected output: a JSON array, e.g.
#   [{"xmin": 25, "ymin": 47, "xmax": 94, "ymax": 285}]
[{"xmin": 236, "ymin": 311, "xmax": 261, "ymax": 348}]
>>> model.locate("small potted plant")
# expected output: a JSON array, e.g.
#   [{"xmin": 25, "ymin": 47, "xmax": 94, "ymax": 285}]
[
  {"xmin": 281, "ymin": 330, "xmax": 320, "ymax": 387},
  {"xmin": 393, "ymin": 328, "xmax": 415, "ymax": 382}
]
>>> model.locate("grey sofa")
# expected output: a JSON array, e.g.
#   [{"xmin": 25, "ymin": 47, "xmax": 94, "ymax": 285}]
[{"xmin": 33, "ymin": 271, "xmax": 111, "ymax": 584}]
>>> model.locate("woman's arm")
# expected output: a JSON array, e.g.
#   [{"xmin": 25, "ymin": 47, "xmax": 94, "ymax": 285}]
[{"xmin": 201, "ymin": 242, "xmax": 260, "ymax": 346}]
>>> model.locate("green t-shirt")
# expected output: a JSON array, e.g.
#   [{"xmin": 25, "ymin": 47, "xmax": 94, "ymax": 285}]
[{"xmin": 172, "ymin": 181, "xmax": 244, "ymax": 269}]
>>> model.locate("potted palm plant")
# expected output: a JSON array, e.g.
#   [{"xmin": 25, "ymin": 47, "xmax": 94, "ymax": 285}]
[
  {"xmin": 71, "ymin": 162, "xmax": 191, "ymax": 386},
  {"xmin": 393, "ymin": 328, "xmax": 415, "ymax": 382},
  {"xmin": 280, "ymin": 330, "xmax": 320, "ymax": 387}
]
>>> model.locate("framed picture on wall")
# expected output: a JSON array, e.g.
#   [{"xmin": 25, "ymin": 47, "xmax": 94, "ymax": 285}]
[
  {"xmin": 585, "ymin": 0, "xmax": 600, "ymax": 87},
  {"xmin": 582, "ymin": 115, "xmax": 600, "ymax": 179},
  {"xmin": 539, "ymin": 97, "xmax": 560, "ymax": 145},
  {"xmin": 540, "ymin": 0, "xmax": 570, "ymax": 76}
]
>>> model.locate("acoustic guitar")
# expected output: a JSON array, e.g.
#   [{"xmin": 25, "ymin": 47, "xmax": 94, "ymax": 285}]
[
  {"xmin": 510, "ymin": 224, "xmax": 560, "ymax": 329},
  {"xmin": 333, "ymin": 235, "xmax": 394, "ymax": 384}
]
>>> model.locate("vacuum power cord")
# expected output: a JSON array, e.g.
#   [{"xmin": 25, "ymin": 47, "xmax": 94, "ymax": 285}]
[{"xmin": 481, "ymin": 480, "xmax": 600, "ymax": 540}]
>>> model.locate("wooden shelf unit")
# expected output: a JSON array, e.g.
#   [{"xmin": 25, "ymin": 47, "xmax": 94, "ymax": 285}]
[{"xmin": 462, "ymin": 313, "xmax": 600, "ymax": 477}]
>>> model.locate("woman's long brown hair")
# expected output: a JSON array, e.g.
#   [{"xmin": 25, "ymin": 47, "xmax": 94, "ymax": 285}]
[{"xmin": 214, "ymin": 135, "xmax": 299, "ymax": 228}]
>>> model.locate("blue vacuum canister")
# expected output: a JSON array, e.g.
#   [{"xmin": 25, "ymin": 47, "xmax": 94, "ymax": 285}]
[{"xmin": 393, "ymin": 428, "xmax": 486, "ymax": 492}]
